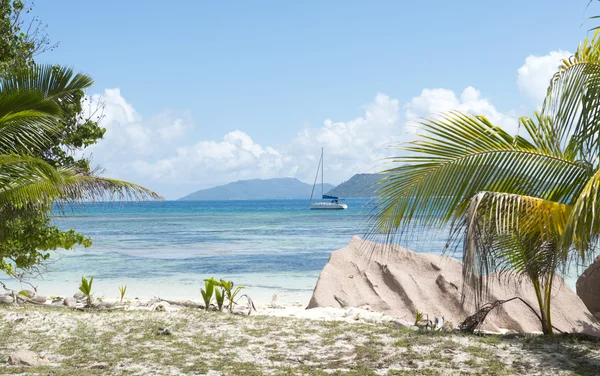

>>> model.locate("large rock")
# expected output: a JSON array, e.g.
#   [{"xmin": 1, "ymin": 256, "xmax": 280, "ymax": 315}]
[
  {"xmin": 576, "ymin": 255, "xmax": 600, "ymax": 316},
  {"xmin": 308, "ymin": 236, "xmax": 600, "ymax": 335},
  {"xmin": 7, "ymin": 350, "xmax": 50, "ymax": 366}
]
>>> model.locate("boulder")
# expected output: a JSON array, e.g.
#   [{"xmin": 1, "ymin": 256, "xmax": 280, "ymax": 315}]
[
  {"xmin": 7, "ymin": 350, "xmax": 50, "ymax": 366},
  {"xmin": 577, "ymin": 255, "xmax": 600, "ymax": 316},
  {"xmin": 63, "ymin": 297, "xmax": 77, "ymax": 308},
  {"xmin": 308, "ymin": 236, "xmax": 600, "ymax": 335}
]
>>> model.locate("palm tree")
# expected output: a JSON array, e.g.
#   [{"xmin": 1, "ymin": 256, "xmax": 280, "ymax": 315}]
[
  {"xmin": 0, "ymin": 64, "xmax": 161, "ymax": 206},
  {"xmin": 0, "ymin": 64, "xmax": 161, "ymax": 273},
  {"xmin": 372, "ymin": 32, "xmax": 600, "ymax": 335}
]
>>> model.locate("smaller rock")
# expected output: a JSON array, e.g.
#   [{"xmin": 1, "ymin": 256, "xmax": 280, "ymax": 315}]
[
  {"xmin": 28, "ymin": 295, "xmax": 47, "ymax": 304},
  {"xmin": 151, "ymin": 301, "xmax": 170, "ymax": 312},
  {"xmin": 89, "ymin": 362, "xmax": 109, "ymax": 370},
  {"xmin": 63, "ymin": 297, "xmax": 77, "ymax": 308},
  {"xmin": 7, "ymin": 350, "xmax": 50, "ymax": 366},
  {"xmin": 18, "ymin": 290, "xmax": 35, "ymax": 298},
  {"xmin": 97, "ymin": 302, "xmax": 115, "ymax": 310},
  {"xmin": 0, "ymin": 294, "xmax": 14, "ymax": 304},
  {"xmin": 157, "ymin": 327, "xmax": 172, "ymax": 335},
  {"xmin": 73, "ymin": 292, "xmax": 86, "ymax": 300},
  {"xmin": 12, "ymin": 317, "xmax": 27, "ymax": 324}
]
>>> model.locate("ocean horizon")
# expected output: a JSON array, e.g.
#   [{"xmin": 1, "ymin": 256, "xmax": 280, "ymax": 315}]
[
  {"xmin": 1, "ymin": 199, "xmax": 582, "ymax": 304},
  {"xmin": 0, "ymin": 199, "xmax": 449, "ymax": 304}
]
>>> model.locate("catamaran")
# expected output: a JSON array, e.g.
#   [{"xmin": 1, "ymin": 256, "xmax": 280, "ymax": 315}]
[{"xmin": 309, "ymin": 148, "xmax": 348, "ymax": 210}]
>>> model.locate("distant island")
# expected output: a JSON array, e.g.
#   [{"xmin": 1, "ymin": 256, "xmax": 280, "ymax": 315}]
[
  {"xmin": 325, "ymin": 173, "xmax": 386, "ymax": 198},
  {"xmin": 179, "ymin": 178, "xmax": 335, "ymax": 200}
]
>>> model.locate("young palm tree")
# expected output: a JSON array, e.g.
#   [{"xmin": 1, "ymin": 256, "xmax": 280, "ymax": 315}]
[
  {"xmin": 372, "ymin": 32, "xmax": 600, "ymax": 334},
  {"xmin": 0, "ymin": 64, "xmax": 161, "ymax": 273}
]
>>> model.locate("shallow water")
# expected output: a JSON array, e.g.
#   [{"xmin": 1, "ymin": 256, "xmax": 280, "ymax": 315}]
[{"xmin": 1, "ymin": 199, "xmax": 581, "ymax": 304}]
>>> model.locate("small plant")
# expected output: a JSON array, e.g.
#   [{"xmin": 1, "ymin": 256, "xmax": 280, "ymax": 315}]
[
  {"xmin": 220, "ymin": 279, "xmax": 244, "ymax": 313},
  {"xmin": 201, "ymin": 278, "xmax": 217, "ymax": 310},
  {"xmin": 79, "ymin": 275, "xmax": 94, "ymax": 307},
  {"xmin": 118, "ymin": 285, "xmax": 127, "ymax": 303},
  {"xmin": 214, "ymin": 285, "xmax": 225, "ymax": 311},
  {"xmin": 414, "ymin": 309, "xmax": 424, "ymax": 326}
]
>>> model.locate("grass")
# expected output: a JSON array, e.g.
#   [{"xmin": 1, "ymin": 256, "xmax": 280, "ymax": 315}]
[{"xmin": 0, "ymin": 305, "xmax": 599, "ymax": 375}]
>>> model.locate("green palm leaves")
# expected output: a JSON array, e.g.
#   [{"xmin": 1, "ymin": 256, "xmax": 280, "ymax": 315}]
[
  {"xmin": 79, "ymin": 275, "xmax": 94, "ymax": 307},
  {"xmin": 202, "ymin": 277, "xmax": 245, "ymax": 313},
  {"xmin": 0, "ymin": 64, "xmax": 161, "ymax": 214},
  {"xmin": 0, "ymin": 64, "xmax": 161, "ymax": 275},
  {"xmin": 373, "ymin": 32, "xmax": 600, "ymax": 334}
]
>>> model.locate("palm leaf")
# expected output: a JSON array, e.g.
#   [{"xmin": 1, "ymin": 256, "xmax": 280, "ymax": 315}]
[
  {"xmin": 0, "ymin": 64, "xmax": 94, "ymax": 105},
  {"xmin": 0, "ymin": 156, "xmax": 162, "ymax": 213},
  {"xmin": 370, "ymin": 112, "xmax": 586, "ymax": 240},
  {"xmin": 541, "ymin": 30, "xmax": 600, "ymax": 165},
  {"xmin": 454, "ymin": 191, "xmax": 570, "ymax": 305}
]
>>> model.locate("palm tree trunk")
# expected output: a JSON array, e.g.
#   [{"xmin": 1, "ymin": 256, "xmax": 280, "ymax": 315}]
[
  {"xmin": 531, "ymin": 277, "xmax": 553, "ymax": 335},
  {"xmin": 543, "ymin": 272, "xmax": 555, "ymax": 335}
]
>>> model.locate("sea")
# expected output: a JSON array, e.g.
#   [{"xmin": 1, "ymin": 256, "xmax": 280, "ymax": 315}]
[{"xmin": 2, "ymin": 199, "xmax": 582, "ymax": 304}]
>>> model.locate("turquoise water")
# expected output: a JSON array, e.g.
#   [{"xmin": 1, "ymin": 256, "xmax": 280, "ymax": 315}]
[{"xmin": 5, "ymin": 199, "xmax": 452, "ymax": 303}]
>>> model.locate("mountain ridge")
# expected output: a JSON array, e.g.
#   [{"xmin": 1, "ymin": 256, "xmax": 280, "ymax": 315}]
[
  {"xmin": 325, "ymin": 173, "xmax": 386, "ymax": 198},
  {"xmin": 179, "ymin": 178, "xmax": 335, "ymax": 200}
]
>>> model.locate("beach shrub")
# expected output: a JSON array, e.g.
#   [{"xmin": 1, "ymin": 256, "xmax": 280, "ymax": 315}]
[
  {"xmin": 201, "ymin": 277, "xmax": 218, "ymax": 310},
  {"xmin": 220, "ymin": 279, "xmax": 245, "ymax": 313},
  {"xmin": 214, "ymin": 286, "xmax": 225, "ymax": 311},
  {"xmin": 414, "ymin": 310, "xmax": 424, "ymax": 326},
  {"xmin": 118, "ymin": 285, "xmax": 127, "ymax": 303},
  {"xmin": 79, "ymin": 276, "xmax": 94, "ymax": 307},
  {"xmin": 371, "ymin": 31, "xmax": 600, "ymax": 335}
]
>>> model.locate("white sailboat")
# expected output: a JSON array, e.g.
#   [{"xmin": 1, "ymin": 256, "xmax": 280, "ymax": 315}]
[{"xmin": 309, "ymin": 148, "xmax": 348, "ymax": 210}]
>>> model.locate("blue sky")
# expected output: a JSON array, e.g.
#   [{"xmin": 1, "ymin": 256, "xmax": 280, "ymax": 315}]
[{"xmin": 35, "ymin": 1, "xmax": 597, "ymax": 198}]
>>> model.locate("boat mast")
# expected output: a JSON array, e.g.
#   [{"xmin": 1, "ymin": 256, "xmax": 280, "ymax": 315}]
[
  {"xmin": 309, "ymin": 148, "xmax": 322, "ymax": 203},
  {"xmin": 321, "ymin": 148, "xmax": 324, "ymax": 199}
]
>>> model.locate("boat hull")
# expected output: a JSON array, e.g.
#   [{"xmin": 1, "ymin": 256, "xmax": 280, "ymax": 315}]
[{"xmin": 309, "ymin": 202, "xmax": 348, "ymax": 210}]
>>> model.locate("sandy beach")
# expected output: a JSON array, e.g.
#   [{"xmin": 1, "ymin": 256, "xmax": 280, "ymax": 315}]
[{"xmin": 1, "ymin": 302, "xmax": 599, "ymax": 375}]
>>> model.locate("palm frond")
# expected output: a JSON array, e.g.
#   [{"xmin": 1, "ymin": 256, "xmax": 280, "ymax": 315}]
[
  {"xmin": 0, "ymin": 89, "xmax": 62, "ymax": 154},
  {"xmin": 369, "ymin": 112, "xmax": 586, "ymax": 240},
  {"xmin": 562, "ymin": 167, "xmax": 600, "ymax": 261},
  {"xmin": 0, "ymin": 156, "xmax": 162, "ymax": 213},
  {"xmin": 456, "ymin": 191, "xmax": 568, "ymax": 306},
  {"xmin": 542, "ymin": 30, "xmax": 600, "ymax": 165},
  {"xmin": 0, "ymin": 64, "xmax": 94, "ymax": 105}
]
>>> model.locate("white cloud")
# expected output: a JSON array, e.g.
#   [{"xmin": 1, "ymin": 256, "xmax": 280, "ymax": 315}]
[
  {"xmin": 517, "ymin": 50, "xmax": 572, "ymax": 107},
  {"xmin": 136, "ymin": 130, "xmax": 284, "ymax": 183},
  {"xmin": 88, "ymin": 45, "xmax": 566, "ymax": 199},
  {"xmin": 405, "ymin": 86, "xmax": 517, "ymax": 134}
]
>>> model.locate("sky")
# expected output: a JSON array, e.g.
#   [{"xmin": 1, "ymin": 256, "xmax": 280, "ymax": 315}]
[{"xmin": 33, "ymin": 0, "xmax": 598, "ymax": 199}]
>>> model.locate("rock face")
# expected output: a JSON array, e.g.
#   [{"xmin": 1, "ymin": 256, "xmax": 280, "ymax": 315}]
[
  {"xmin": 576, "ymin": 255, "xmax": 600, "ymax": 316},
  {"xmin": 308, "ymin": 236, "xmax": 600, "ymax": 335},
  {"xmin": 7, "ymin": 350, "xmax": 50, "ymax": 366}
]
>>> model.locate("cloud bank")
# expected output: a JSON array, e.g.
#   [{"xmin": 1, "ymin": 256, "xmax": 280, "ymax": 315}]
[{"xmin": 81, "ymin": 50, "xmax": 569, "ymax": 199}]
